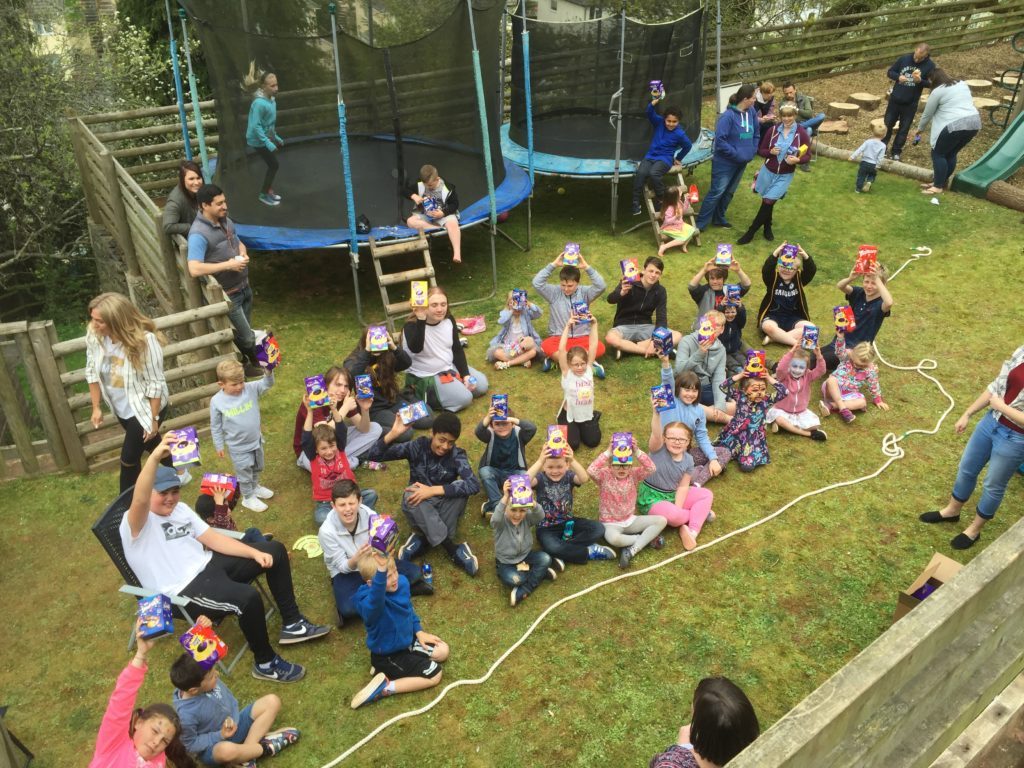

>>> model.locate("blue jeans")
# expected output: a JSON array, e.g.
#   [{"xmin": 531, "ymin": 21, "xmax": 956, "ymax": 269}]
[
  {"xmin": 496, "ymin": 550, "xmax": 552, "ymax": 595},
  {"xmin": 313, "ymin": 489, "xmax": 379, "ymax": 526},
  {"xmin": 800, "ymin": 113, "xmax": 826, "ymax": 134},
  {"xmin": 951, "ymin": 411, "xmax": 1024, "ymax": 519},
  {"xmin": 632, "ymin": 159, "xmax": 671, "ymax": 207},
  {"xmin": 537, "ymin": 518, "xmax": 606, "ymax": 564},
  {"xmin": 227, "ymin": 284, "xmax": 256, "ymax": 351},
  {"xmin": 331, "ymin": 559, "xmax": 421, "ymax": 620},
  {"xmin": 480, "ymin": 466, "xmax": 517, "ymax": 512},
  {"xmin": 855, "ymin": 161, "xmax": 877, "ymax": 191},
  {"xmin": 695, "ymin": 161, "xmax": 748, "ymax": 230}
]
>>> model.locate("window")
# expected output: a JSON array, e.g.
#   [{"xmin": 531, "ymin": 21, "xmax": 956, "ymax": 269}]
[{"xmin": 550, "ymin": 0, "xmax": 557, "ymax": 10}]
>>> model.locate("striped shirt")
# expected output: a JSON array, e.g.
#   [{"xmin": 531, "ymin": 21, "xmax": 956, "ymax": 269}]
[{"xmin": 85, "ymin": 330, "xmax": 169, "ymax": 432}]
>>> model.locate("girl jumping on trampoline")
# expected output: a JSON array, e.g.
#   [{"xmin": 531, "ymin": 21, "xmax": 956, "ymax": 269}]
[
  {"xmin": 657, "ymin": 186, "xmax": 697, "ymax": 255},
  {"xmin": 243, "ymin": 63, "xmax": 284, "ymax": 208},
  {"xmin": 407, "ymin": 164, "xmax": 463, "ymax": 264}
]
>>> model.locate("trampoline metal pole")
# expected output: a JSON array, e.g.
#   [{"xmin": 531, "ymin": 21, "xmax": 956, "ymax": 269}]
[
  {"xmin": 178, "ymin": 8, "xmax": 209, "ymax": 181},
  {"xmin": 610, "ymin": 6, "xmax": 626, "ymax": 235},
  {"xmin": 165, "ymin": 0, "xmax": 191, "ymax": 161},
  {"xmin": 716, "ymin": 0, "xmax": 722, "ymax": 110},
  {"xmin": 467, "ymin": 0, "xmax": 498, "ymax": 299},
  {"xmin": 521, "ymin": 2, "xmax": 535, "ymax": 250},
  {"xmin": 383, "ymin": 49, "xmax": 406, "ymax": 225},
  {"xmin": 494, "ymin": 5, "xmax": 528, "ymax": 253},
  {"xmin": 329, "ymin": 2, "xmax": 364, "ymax": 324}
]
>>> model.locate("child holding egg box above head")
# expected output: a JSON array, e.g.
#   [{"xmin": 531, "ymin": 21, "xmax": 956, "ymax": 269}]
[{"xmin": 491, "ymin": 474, "xmax": 560, "ymax": 607}]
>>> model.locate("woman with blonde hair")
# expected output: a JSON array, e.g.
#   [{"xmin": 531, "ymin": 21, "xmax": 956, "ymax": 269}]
[{"xmin": 85, "ymin": 292, "xmax": 175, "ymax": 492}]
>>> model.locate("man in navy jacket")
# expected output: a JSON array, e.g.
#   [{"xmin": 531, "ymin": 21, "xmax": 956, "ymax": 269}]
[{"xmin": 883, "ymin": 42, "xmax": 936, "ymax": 161}]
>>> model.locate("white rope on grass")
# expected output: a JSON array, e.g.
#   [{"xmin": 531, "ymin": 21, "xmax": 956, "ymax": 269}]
[{"xmin": 321, "ymin": 245, "xmax": 947, "ymax": 767}]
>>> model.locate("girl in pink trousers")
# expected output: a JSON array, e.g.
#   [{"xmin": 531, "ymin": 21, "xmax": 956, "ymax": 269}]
[{"xmin": 641, "ymin": 420, "xmax": 715, "ymax": 551}]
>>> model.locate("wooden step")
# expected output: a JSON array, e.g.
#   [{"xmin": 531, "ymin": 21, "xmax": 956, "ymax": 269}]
[
  {"xmin": 385, "ymin": 300, "xmax": 413, "ymax": 316},
  {"xmin": 371, "ymin": 237, "xmax": 428, "ymax": 259},
  {"xmin": 377, "ymin": 267, "xmax": 435, "ymax": 286},
  {"xmin": 827, "ymin": 102, "xmax": 860, "ymax": 118}
]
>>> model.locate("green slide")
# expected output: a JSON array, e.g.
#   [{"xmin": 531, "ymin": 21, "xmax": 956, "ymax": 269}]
[{"xmin": 952, "ymin": 107, "xmax": 1024, "ymax": 197}]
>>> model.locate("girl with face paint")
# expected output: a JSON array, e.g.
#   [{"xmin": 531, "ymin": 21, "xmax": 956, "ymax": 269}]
[
  {"xmin": 714, "ymin": 371, "xmax": 788, "ymax": 472},
  {"xmin": 766, "ymin": 344, "xmax": 828, "ymax": 441}
]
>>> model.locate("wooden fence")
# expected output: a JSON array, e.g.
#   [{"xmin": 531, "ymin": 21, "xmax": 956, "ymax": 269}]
[{"xmin": 0, "ymin": 291, "xmax": 235, "ymax": 479}]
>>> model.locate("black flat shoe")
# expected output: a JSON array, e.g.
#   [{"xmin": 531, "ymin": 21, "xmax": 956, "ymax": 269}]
[
  {"xmin": 919, "ymin": 510, "xmax": 961, "ymax": 524},
  {"xmin": 951, "ymin": 532, "xmax": 979, "ymax": 550}
]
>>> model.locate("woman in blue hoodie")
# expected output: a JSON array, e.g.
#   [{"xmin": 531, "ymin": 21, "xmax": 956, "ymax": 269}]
[{"xmin": 694, "ymin": 84, "xmax": 760, "ymax": 232}]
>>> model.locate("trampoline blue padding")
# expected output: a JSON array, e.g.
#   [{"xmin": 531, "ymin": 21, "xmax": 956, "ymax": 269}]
[{"xmin": 501, "ymin": 123, "xmax": 715, "ymax": 179}]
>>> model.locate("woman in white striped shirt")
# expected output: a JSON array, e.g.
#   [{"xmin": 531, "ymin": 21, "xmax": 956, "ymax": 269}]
[{"xmin": 85, "ymin": 293, "xmax": 174, "ymax": 492}]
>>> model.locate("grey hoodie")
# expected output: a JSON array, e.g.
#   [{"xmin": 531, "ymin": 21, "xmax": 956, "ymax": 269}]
[
  {"xmin": 532, "ymin": 263, "xmax": 607, "ymax": 337},
  {"xmin": 673, "ymin": 332, "xmax": 728, "ymax": 410},
  {"xmin": 491, "ymin": 501, "xmax": 544, "ymax": 565}
]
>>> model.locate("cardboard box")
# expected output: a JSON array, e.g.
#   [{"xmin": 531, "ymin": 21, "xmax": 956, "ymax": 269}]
[{"xmin": 893, "ymin": 552, "xmax": 963, "ymax": 622}]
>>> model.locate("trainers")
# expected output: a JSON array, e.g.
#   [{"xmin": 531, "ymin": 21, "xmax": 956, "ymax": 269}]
[
  {"xmin": 258, "ymin": 192, "xmax": 280, "ymax": 206},
  {"xmin": 279, "ymin": 617, "xmax": 331, "ymax": 645},
  {"xmin": 770, "ymin": 421, "xmax": 779, "ymax": 433},
  {"xmin": 551, "ymin": 557, "xmax": 566, "ymax": 573},
  {"xmin": 587, "ymin": 544, "xmax": 616, "ymax": 561},
  {"xmin": 243, "ymin": 363, "xmax": 265, "ymax": 379},
  {"xmin": 397, "ymin": 532, "xmax": 426, "ymax": 562},
  {"xmin": 809, "ymin": 428, "xmax": 828, "ymax": 441},
  {"xmin": 615, "ymin": 349, "xmax": 623, "ymax": 361},
  {"xmin": 510, "ymin": 585, "xmax": 530, "ymax": 606},
  {"xmin": 862, "ymin": 181, "xmax": 872, "ymax": 192},
  {"xmin": 260, "ymin": 727, "xmax": 300, "ymax": 756},
  {"xmin": 651, "ymin": 535, "xmax": 666, "ymax": 550},
  {"xmin": 592, "ymin": 361, "xmax": 606, "ymax": 380},
  {"xmin": 176, "ymin": 469, "xmax": 192, "ymax": 486},
  {"xmin": 242, "ymin": 495, "xmax": 268, "ymax": 513},
  {"xmin": 706, "ymin": 509, "xmax": 717, "ymax": 523},
  {"xmin": 453, "ymin": 542, "xmax": 479, "ymax": 576},
  {"xmin": 798, "ymin": 164, "xmax": 810, "ymax": 173},
  {"xmin": 481, "ymin": 500, "xmax": 491, "ymax": 517},
  {"xmin": 631, "ymin": 203, "xmax": 643, "ymax": 216},
  {"xmin": 839, "ymin": 408, "xmax": 856, "ymax": 424},
  {"xmin": 618, "ymin": 544, "xmax": 636, "ymax": 569},
  {"xmin": 892, "ymin": 153, "xmax": 901, "ymax": 162},
  {"xmin": 541, "ymin": 358, "xmax": 553, "ymax": 373},
  {"xmin": 266, "ymin": 189, "xmax": 283, "ymax": 203},
  {"xmin": 546, "ymin": 567, "xmax": 558, "ymax": 581},
  {"xmin": 252, "ymin": 655, "xmax": 305, "ymax": 683},
  {"xmin": 819, "ymin": 400, "xmax": 833, "ymax": 418},
  {"xmin": 254, "ymin": 485, "xmax": 275, "ymax": 500},
  {"xmin": 351, "ymin": 672, "xmax": 392, "ymax": 709}
]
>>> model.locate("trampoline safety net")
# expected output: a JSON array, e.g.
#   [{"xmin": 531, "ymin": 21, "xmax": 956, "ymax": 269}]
[
  {"xmin": 509, "ymin": 6, "xmax": 705, "ymax": 163},
  {"xmin": 178, "ymin": 0, "xmax": 509, "ymax": 248}
]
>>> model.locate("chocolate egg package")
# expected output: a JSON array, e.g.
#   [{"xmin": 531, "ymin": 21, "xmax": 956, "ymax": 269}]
[
  {"xmin": 833, "ymin": 305, "xmax": 857, "ymax": 332},
  {"xmin": 715, "ymin": 243, "xmax": 733, "ymax": 267},
  {"xmin": 696, "ymin": 315, "xmax": 717, "ymax": 344},
  {"xmin": 399, "ymin": 400, "xmax": 429, "ymax": 425},
  {"xmin": 305, "ymin": 375, "xmax": 330, "ymax": 409},
  {"xmin": 651, "ymin": 326, "xmax": 674, "ymax": 357},
  {"xmin": 620, "ymin": 258, "xmax": 640, "ymax": 283},
  {"xmin": 200, "ymin": 472, "xmax": 238, "ymax": 503},
  {"xmin": 777, "ymin": 243, "xmax": 800, "ymax": 271},
  {"xmin": 510, "ymin": 288, "xmax": 529, "ymax": 311},
  {"xmin": 169, "ymin": 427, "xmax": 201, "ymax": 467},
  {"xmin": 562, "ymin": 242, "xmax": 581, "ymax": 266},
  {"xmin": 253, "ymin": 330, "xmax": 281, "ymax": 371},
  {"xmin": 368, "ymin": 513, "xmax": 399, "ymax": 554},
  {"xmin": 744, "ymin": 349, "xmax": 768, "ymax": 378},
  {"xmin": 651, "ymin": 384, "xmax": 675, "ymax": 412},
  {"xmin": 179, "ymin": 623, "xmax": 228, "ymax": 670},
  {"xmin": 137, "ymin": 594, "xmax": 174, "ymax": 640},
  {"xmin": 508, "ymin": 474, "xmax": 534, "ymax": 508},
  {"xmin": 854, "ymin": 244, "xmax": 878, "ymax": 275},
  {"xmin": 491, "ymin": 394, "xmax": 509, "ymax": 421},
  {"xmin": 800, "ymin": 323, "xmax": 819, "ymax": 350},
  {"xmin": 410, "ymin": 280, "xmax": 429, "ymax": 308},
  {"xmin": 546, "ymin": 425, "xmax": 568, "ymax": 457},
  {"xmin": 355, "ymin": 374, "xmax": 374, "ymax": 400},
  {"xmin": 367, "ymin": 325, "xmax": 389, "ymax": 353},
  {"xmin": 610, "ymin": 432, "xmax": 634, "ymax": 465}
]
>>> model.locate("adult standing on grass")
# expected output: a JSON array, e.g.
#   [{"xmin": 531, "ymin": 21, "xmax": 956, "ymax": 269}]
[
  {"xmin": 161, "ymin": 160, "xmax": 203, "ymax": 237},
  {"xmin": 85, "ymin": 292, "xmax": 174, "ymax": 494},
  {"xmin": 737, "ymin": 103, "xmax": 811, "ymax": 245},
  {"xmin": 694, "ymin": 84, "xmax": 760, "ymax": 233},
  {"xmin": 187, "ymin": 184, "xmax": 264, "ymax": 379},
  {"xmin": 914, "ymin": 69, "xmax": 981, "ymax": 196},
  {"xmin": 919, "ymin": 344, "xmax": 1024, "ymax": 550},
  {"xmin": 883, "ymin": 42, "xmax": 936, "ymax": 162}
]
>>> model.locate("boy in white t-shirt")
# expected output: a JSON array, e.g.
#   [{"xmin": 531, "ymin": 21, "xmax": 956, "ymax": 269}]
[{"xmin": 121, "ymin": 434, "xmax": 330, "ymax": 683}]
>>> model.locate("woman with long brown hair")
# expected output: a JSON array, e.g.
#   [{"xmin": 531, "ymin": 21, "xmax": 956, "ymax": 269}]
[
  {"xmin": 85, "ymin": 292, "xmax": 174, "ymax": 491},
  {"xmin": 161, "ymin": 159, "xmax": 203, "ymax": 237}
]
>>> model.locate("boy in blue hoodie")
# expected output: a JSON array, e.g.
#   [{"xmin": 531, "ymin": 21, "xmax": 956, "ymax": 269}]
[
  {"xmin": 171, "ymin": 636, "xmax": 299, "ymax": 766},
  {"xmin": 350, "ymin": 548, "xmax": 450, "ymax": 709},
  {"xmin": 631, "ymin": 99, "xmax": 694, "ymax": 216}
]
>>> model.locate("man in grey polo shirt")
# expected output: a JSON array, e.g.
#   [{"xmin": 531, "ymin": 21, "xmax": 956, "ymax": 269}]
[{"xmin": 187, "ymin": 184, "xmax": 262, "ymax": 378}]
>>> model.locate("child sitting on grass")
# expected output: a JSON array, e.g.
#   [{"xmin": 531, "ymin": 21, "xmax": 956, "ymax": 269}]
[
  {"xmin": 643, "ymin": 420, "xmax": 715, "ymax": 551},
  {"xmin": 318, "ymin": 479, "xmax": 428, "ymax": 627},
  {"xmin": 769, "ymin": 343, "xmax": 828, "ymax": 441},
  {"xmin": 716, "ymin": 370, "xmax": 788, "ymax": 472},
  {"xmin": 528, "ymin": 443, "xmax": 615, "ymax": 565},
  {"xmin": 687, "ymin": 259, "xmax": 752, "ymax": 329},
  {"xmin": 587, "ymin": 434, "xmax": 667, "ymax": 569},
  {"xmin": 300, "ymin": 393, "xmax": 378, "ymax": 527},
  {"xmin": 476, "ymin": 406, "xmax": 537, "ymax": 516},
  {"xmin": 557, "ymin": 314, "xmax": 603, "ymax": 450},
  {"xmin": 491, "ymin": 479, "xmax": 560, "ymax": 606},
  {"xmin": 350, "ymin": 548, "xmax": 450, "ymax": 709},
  {"xmin": 657, "ymin": 186, "xmax": 696, "ymax": 256},
  {"xmin": 719, "ymin": 296, "xmax": 751, "ymax": 375},
  {"xmin": 531, "ymin": 249, "xmax": 607, "ymax": 372},
  {"xmin": 486, "ymin": 290, "xmax": 543, "ymax": 370},
  {"xmin": 820, "ymin": 329, "xmax": 889, "ymax": 423},
  {"xmin": 194, "ymin": 484, "xmax": 269, "ymax": 544},
  {"xmin": 210, "ymin": 359, "xmax": 275, "ymax": 513},
  {"xmin": 655, "ymin": 360, "xmax": 731, "ymax": 485},
  {"xmin": 170, "ymin": 622, "xmax": 299, "ymax": 766}
]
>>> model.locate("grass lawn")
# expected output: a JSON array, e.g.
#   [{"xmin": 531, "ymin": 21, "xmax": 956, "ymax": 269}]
[{"xmin": 3, "ymin": 145, "xmax": 1023, "ymax": 767}]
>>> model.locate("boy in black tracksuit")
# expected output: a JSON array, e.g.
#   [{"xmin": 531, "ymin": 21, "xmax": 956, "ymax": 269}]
[
  {"xmin": 884, "ymin": 43, "xmax": 936, "ymax": 160},
  {"xmin": 605, "ymin": 255, "xmax": 681, "ymax": 359}
]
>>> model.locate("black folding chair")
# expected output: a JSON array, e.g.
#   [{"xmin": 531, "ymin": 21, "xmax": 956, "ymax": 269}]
[{"xmin": 91, "ymin": 487, "xmax": 275, "ymax": 675}]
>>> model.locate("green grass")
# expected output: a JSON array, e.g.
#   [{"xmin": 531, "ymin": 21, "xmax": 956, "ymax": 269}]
[{"xmin": 3, "ymin": 149, "xmax": 1023, "ymax": 767}]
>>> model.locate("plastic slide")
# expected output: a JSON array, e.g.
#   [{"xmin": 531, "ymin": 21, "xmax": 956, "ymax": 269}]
[{"xmin": 951, "ymin": 107, "xmax": 1024, "ymax": 197}]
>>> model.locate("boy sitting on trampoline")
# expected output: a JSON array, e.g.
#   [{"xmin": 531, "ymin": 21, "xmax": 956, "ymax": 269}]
[
  {"xmin": 632, "ymin": 96, "xmax": 693, "ymax": 216},
  {"xmin": 406, "ymin": 164, "xmax": 463, "ymax": 264}
]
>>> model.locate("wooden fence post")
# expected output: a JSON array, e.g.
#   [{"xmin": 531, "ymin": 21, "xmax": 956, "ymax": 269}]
[
  {"xmin": 27, "ymin": 322, "xmax": 89, "ymax": 473},
  {"xmin": 0, "ymin": 348, "xmax": 40, "ymax": 475},
  {"xmin": 10, "ymin": 323, "xmax": 69, "ymax": 470},
  {"xmin": 99, "ymin": 148, "xmax": 141, "ymax": 279},
  {"xmin": 153, "ymin": 210, "xmax": 186, "ymax": 312},
  {"xmin": 66, "ymin": 117, "xmax": 104, "ymax": 225}
]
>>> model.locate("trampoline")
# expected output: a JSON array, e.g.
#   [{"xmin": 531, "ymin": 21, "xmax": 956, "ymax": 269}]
[
  {"xmin": 504, "ymin": 4, "xmax": 709, "ymax": 232},
  {"xmin": 176, "ymin": 0, "xmax": 524, "ymax": 265}
]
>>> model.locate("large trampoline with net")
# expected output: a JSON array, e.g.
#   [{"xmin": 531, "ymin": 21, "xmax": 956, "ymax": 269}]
[
  {"xmin": 503, "ymin": 4, "xmax": 711, "ymax": 232},
  {"xmin": 176, "ymin": 0, "xmax": 527, "ymax": 253}
]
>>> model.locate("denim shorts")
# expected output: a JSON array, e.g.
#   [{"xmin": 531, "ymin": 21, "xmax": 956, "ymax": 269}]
[{"xmin": 198, "ymin": 703, "xmax": 254, "ymax": 765}]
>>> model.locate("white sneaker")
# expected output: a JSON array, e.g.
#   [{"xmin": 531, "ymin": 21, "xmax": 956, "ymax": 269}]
[
  {"xmin": 242, "ymin": 496, "xmax": 268, "ymax": 512},
  {"xmin": 254, "ymin": 486, "xmax": 275, "ymax": 500},
  {"xmin": 176, "ymin": 469, "xmax": 192, "ymax": 486}
]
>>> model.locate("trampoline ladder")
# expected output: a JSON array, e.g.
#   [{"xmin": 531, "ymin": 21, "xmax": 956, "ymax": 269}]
[
  {"xmin": 369, "ymin": 232, "xmax": 437, "ymax": 333},
  {"xmin": 623, "ymin": 167, "xmax": 699, "ymax": 248}
]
